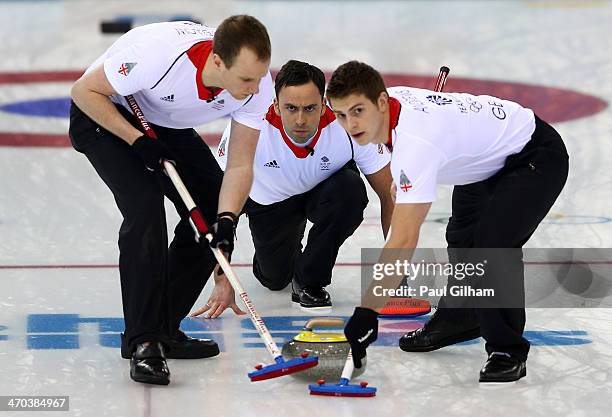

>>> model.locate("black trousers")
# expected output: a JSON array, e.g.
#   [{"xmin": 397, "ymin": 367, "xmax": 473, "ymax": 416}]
[
  {"xmin": 442, "ymin": 115, "xmax": 569, "ymax": 361},
  {"xmin": 69, "ymin": 102, "xmax": 221, "ymax": 349},
  {"xmin": 246, "ymin": 163, "xmax": 368, "ymax": 290}
]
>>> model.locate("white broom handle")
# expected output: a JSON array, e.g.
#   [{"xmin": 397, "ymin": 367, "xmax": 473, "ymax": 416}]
[
  {"xmin": 340, "ymin": 350, "xmax": 355, "ymax": 383},
  {"xmin": 163, "ymin": 161, "xmax": 197, "ymax": 209}
]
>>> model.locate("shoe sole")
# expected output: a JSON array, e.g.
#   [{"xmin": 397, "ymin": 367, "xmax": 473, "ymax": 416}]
[
  {"xmin": 295, "ymin": 304, "xmax": 333, "ymax": 314},
  {"xmin": 130, "ymin": 372, "xmax": 170, "ymax": 386},
  {"xmin": 291, "ymin": 294, "xmax": 332, "ymax": 311},
  {"xmin": 399, "ymin": 328, "xmax": 481, "ymax": 352},
  {"xmin": 479, "ymin": 368, "xmax": 527, "ymax": 384}
]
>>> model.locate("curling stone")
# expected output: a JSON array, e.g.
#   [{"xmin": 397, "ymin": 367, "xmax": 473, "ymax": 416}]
[{"xmin": 282, "ymin": 317, "xmax": 365, "ymax": 380}]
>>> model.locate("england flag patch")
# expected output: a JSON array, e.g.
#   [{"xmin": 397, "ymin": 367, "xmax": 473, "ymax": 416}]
[
  {"xmin": 118, "ymin": 62, "xmax": 137, "ymax": 76},
  {"xmin": 399, "ymin": 170, "xmax": 412, "ymax": 192}
]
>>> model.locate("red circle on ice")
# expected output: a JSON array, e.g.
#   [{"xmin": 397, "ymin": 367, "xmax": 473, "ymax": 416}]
[{"xmin": 0, "ymin": 70, "xmax": 607, "ymax": 147}]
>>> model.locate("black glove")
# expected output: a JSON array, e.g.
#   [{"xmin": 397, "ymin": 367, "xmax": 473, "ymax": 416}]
[
  {"xmin": 131, "ymin": 135, "xmax": 175, "ymax": 172},
  {"xmin": 344, "ymin": 307, "xmax": 379, "ymax": 368},
  {"xmin": 209, "ymin": 212, "xmax": 238, "ymax": 261}
]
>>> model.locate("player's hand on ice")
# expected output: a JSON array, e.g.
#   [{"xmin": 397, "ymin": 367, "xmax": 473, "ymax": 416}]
[
  {"xmin": 390, "ymin": 182, "xmax": 397, "ymax": 203},
  {"xmin": 131, "ymin": 135, "xmax": 176, "ymax": 172},
  {"xmin": 209, "ymin": 212, "xmax": 237, "ymax": 260},
  {"xmin": 344, "ymin": 307, "xmax": 379, "ymax": 368},
  {"xmin": 190, "ymin": 268, "xmax": 246, "ymax": 319}
]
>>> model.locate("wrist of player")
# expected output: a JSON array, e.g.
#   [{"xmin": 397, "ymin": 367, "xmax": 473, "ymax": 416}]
[
  {"xmin": 217, "ymin": 211, "xmax": 238, "ymax": 223},
  {"xmin": 213, "ymin": 265, "xmax": 230, "ymax": 282},
  {"xmin": 210, "ymin": 212, "xmax": 238, "ymax": 258}
]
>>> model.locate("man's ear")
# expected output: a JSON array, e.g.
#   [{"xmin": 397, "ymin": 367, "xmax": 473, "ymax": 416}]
[
  {"xmin": 377, "ymin": 91, "xmax": 389, "ymax": 112},
  {"xmin": 212, "ymin": 53, "xmax": 224, "ymax": 70},
  {"xmin": 273, "ymin": 97, "xmax": 281, "ymax": 116},
  {"xmin": 321, "ymin": 97, "xmax": 327, "ymax": 116}
]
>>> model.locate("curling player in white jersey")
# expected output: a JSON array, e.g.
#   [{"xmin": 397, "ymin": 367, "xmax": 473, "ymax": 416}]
[
  {"xmin": 207, "ymin": 60, "xmax": 393, "ymax": 312},
  {"xmin": 69, "ymin": 16, "xmax": 274, "ymax": 385},
  {"xmin": 326, "ymin": 61, "xmax": 568, "ymax": 383}
]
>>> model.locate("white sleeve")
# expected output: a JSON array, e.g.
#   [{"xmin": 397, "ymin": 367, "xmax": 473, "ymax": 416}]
[
  {"xmin": 230, "ymin": 72, "xmax": 274, "ymax": 130},
  {"xmin": 392, "ymin": 137, "xmax": 445, "ymax": 204},
  {"xmin": 353, "ymin": 141, "xmax": 392, "ymax": 175},
  {"xmin": 103, "ymin": 41, "xmax": 172, "ymax": 96}
]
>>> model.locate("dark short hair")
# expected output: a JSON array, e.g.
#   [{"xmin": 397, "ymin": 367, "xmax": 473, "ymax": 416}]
[
  {"xmin": 213, "ymin": 15, "xmax": 271, "ymax": 68},
  {"xmin": 274, "ymin": 60, "xmax": 326, "ymax": 98},
  {"xmin": 326, "ymin": 61, "xmax": 387, "ymax": 104}
]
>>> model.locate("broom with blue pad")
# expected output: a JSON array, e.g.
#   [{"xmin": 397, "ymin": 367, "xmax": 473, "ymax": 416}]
[{"xmin": 309, "ymin": 349, "xmax": 376, "ymax": 397}]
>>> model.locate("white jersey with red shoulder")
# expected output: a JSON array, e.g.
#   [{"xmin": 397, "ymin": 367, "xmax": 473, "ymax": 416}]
[
  {"xmin": 85, "ymin": 21, "xmax": 273, "ymax": 130},
  {"xmin": 217, "ymin": 105, "xmax": 390, "ymax": 205},
  {"xmin": 388, "ymin": 86, "xmax": 536, "ymax": 203}
]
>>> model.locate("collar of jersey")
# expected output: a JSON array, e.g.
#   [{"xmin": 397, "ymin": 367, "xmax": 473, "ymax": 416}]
[
  {"xmin": 186, "ymin": 40, "xmax": 224, "ymax": 101},
  {"xmin": 265, "ymin": 105, "xmax": 336, "ymax": 158},
  {"xmin": 284, "ymin": 126, "xmax": 317, "ymax": 148},
  {"xmin": 386, "ymin": 96, "xmax": 402, "ymax": 151}
]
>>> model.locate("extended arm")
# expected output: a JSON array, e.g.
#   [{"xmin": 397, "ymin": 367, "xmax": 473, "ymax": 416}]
[
  {"xmin": 361, "ymin": 201, "xmax": 432, "ymax": 311},
  {"xmin": 364, "ymin": 163, "xmax": 394, "ymax": 238},
  {"xmin": 217, "ymin": 119, "xmax": 260, "ymax": 216}
]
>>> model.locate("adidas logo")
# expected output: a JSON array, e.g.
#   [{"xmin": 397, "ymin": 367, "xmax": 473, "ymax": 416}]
[
  {"xmin": 160, "ymin": 94, "xmax": 175, "ymax": 102},
  {"xmin": 264, "ymin": 160, "xmax": 280, "ymax": 168},
  {"xmin": 212, "ymin": 98, "xmax": 225, "ymax": 110}
]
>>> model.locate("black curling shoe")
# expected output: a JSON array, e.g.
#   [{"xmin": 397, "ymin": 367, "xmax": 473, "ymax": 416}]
[
  {"xmin": 121, "ymin": 331, "xmax": 219, "ymax": 359},
  {"xmin": 291, "ymin": 280, "xmax": 332, "ymax": 309},
  {"xmin": 399, "ymin": 309, "xmax": 480, "ymax": 352},
  {"xmin": 479, "ymin": 352, "xmax": 526, "ymax": 383},
  {"xmin": 130, "ymin": 342, "xmax": 170, "ymax": 386},
  {"xmin": 166, "ymin": 330, "xmax": 220, "ymax": 359}
]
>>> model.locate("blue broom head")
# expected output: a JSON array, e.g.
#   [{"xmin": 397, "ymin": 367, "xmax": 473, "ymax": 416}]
[
  {"xmin": 308, "ymin": 378, "xmax": 377, "ymax": 397},
  {"xmin": 249, "ymin": 354, "xmax": 319, "ymax": 382}
]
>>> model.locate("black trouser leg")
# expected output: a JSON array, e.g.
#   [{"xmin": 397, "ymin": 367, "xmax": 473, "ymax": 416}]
[
  {"xmin": 69, "ymin": 103, "xmax": 220, "ymax": 348},
  {"xmin": 160, "ymin": 129, "xmax": 222, "ymax": 336},
  {"xmin": 246, "ymin": 164, "xmax": 368, "ymax": 290},
  {"xmin": 445, "ymin": 116, "xmax": 569, "ymax": 361},
  {"xmin": 246, "ymin": 197, "xmax": 307, "ymax": 291},
  {"xmin": 69, "ymin": 103, "xmax": 169, "ymax": 349},
  {"xmin": 297, "ymin": 165, "xmax": 368, "ymax": 287}
]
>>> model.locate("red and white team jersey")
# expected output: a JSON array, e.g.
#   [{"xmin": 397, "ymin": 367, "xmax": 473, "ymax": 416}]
[
  {"xmin": 388, "ymin": 86, "xmax": 535, "ymax": 203},
  {"xmin": 85, "ymin": 21, "xmax": 273, "ymax": 130},
  {"xmin": 217, "ymin": 105, "xmax": 390, "ymax": 205}
]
